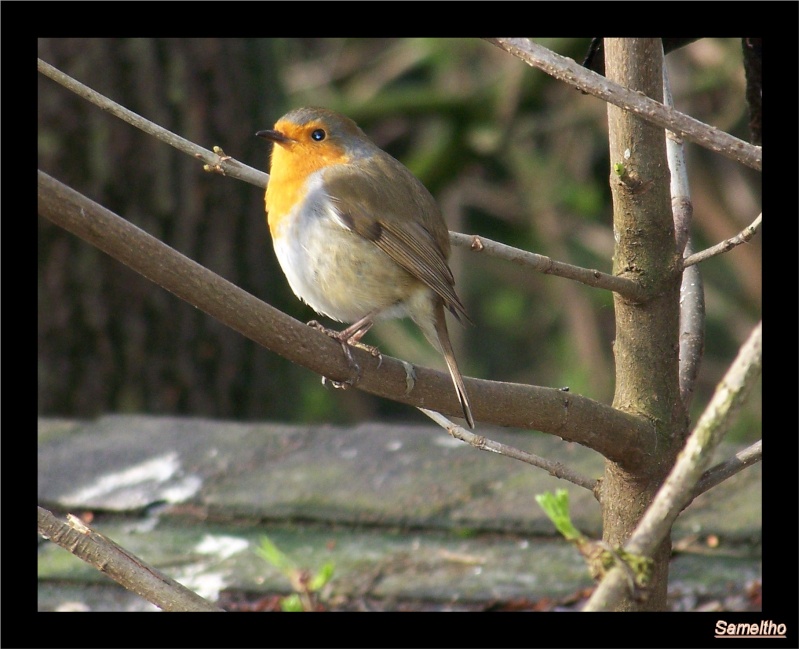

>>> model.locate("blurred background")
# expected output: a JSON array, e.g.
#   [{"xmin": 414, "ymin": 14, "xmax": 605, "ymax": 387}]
[{"xmin": 38, "ymin": 38, "xmax": 761, "ymax": 440}]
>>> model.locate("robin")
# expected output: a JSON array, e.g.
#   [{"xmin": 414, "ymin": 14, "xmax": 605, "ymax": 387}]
[{"xmin": 257, "ymin": 107, "xmax": 474, "ymax": 428}]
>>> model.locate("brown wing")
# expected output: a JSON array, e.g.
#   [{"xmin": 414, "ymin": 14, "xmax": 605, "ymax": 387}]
[{"xmin": 324, "ymin": 162, "xmax": 469, "ymax": 322}]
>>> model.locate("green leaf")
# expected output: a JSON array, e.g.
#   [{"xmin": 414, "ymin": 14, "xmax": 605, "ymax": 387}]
[
  {"xmin": 256, "ymin": 536, "xmax": 295, "ymax": 573},
  {"xmin": 280, "ymin": 594, "xmax": 304, "ymax": 612},
  {"xmin": 535, "ymin": 489, "xmax": 585, "ymax": 542},
  {"xmin": 309, "ymin": 562, "xmax": 335, "ymax": 591}
]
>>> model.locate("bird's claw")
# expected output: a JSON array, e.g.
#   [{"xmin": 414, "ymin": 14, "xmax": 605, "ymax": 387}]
[
  {"xmin": 308, "ymin": 320, "xmax": 364, "ymax": 387},
  {"xmin": 307, "ymin": 319, "xmax": 335, "ymax": 336},
  {"xmin": 335, "ymin": 340, "xmax": 363, "ymax": 388},
  {"xmin": 350, "ymin": 340, "xmax": 383, "ymax": 367},
  {"xmin": 322, "ymin": 375, "xmax": 357, "ymax": 390}
]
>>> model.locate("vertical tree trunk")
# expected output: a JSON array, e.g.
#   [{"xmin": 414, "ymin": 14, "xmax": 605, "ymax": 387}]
[{"xmin": 599, "ymin": 38, "xmax": 689, "ymax": 611}]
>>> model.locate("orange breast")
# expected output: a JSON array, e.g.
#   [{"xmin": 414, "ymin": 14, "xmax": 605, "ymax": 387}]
[{"xmin": 265, "ymin": 131, "xmax": 350, "ymax": 238}]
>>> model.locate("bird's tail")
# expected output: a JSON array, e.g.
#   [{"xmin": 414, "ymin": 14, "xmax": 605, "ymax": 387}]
[{"xmin": 429, "ymin": 300, "xmax": 474, "ymax": 428}]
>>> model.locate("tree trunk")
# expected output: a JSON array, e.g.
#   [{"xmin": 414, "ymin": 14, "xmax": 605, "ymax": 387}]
[{"xmin": 600, "ymin": 38, "xmax": 689, "ymax": 611}]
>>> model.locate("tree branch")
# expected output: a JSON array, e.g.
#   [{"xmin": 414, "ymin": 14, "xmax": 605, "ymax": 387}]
[
  {"xmin": 38, "ymin": 171, "xmax": 657, "ymax": 468},
  {"xmin": 584, "ymin": 320, "xmax": 761, "ymax": 611},
  {"xmin": 450, "ymin": 232, "xmax": 647, "ymax": 303},
  {"xmin": 678, "ymin": 245, "xmax": 705, "ymax": 410},
  {"xmin": 38, "ymin": 506, "xmax": 224, "ymax": 612},
  {"xmin": 38, "ymin": 57, "xmax": 268, "ymax": 190},
  {"xmin": 419, "ymin": 409, "xmax": 598, "ymax": 492},
  {"xmin": 663, "ymin": 66, "xmax": 693, "ymax": 257},
  {"xmin": 485, "ymin": 38, "xmax": 762, "ymax": 172},
  {"xmin": 663, "ymin": 64, "xmax": 705, "ymax": 409},
  {"xmin": 683, "ymin": 213, "xmax": 762, "ymax": 267},
  {"xmin": 692, "ymin": 439, "xmax": 762, "ymax": 500}
]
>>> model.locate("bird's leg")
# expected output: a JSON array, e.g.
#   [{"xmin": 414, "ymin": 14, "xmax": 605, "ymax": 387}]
[
  {"xmin": 308, "ymin": 312, "xmax": 382, "ymax": 388},
  {"xmin": 308, "ymin": 319, "xmax": 364, "ymax": 384},
  {"xmin": 337, "ymin": 318, "xmax": 383, "ymax": 361}
]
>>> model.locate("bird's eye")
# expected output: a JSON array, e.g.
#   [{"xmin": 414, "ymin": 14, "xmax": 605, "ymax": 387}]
[{"xmin": 311, "ymin": 129, "xmax": 326, "ymax": 142}]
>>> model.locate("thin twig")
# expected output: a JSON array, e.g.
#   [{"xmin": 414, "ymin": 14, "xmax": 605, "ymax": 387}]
[
  {"xmin": 418, "ymin": 409, "xmax": 598, "ymax": 492},
  {"xmin": 584, "ymin": 320, "xmax": 762, "ymax": 611},
  {"xmin": 485, "ymin": 38, "xmax": 762, "ymax": 172},
  {"xmin": 683, "ymin": 213, "xmax": 762, "ymax": 267},
  {"xmin": 450, "ymin": 232, "xmax": 647, "ymax": 303},
  {"xmin": 692, "ymin": 439, "xmax": 762, "ymax": 499},
  {"xmin": 38, "ymin": 506, "xmax": 224, "ymax": 612},
  {"xmin": 37, "ymin": 58, "xmax": 268, "ymax": 189}
]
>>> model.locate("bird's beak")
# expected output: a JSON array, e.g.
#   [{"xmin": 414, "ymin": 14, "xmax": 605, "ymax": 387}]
[{"xmin": 256, "ymin": 129, "xmax": 294, "ymax": 146}]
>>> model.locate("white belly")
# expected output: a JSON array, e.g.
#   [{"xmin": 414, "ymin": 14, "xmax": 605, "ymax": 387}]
[{"xmin": 271, "ymin": 179, "xmax": 423, "ymax": 324}]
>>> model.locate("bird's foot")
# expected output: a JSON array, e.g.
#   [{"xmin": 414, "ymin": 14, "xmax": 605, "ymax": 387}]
[
  {"xmin": 308, "ymin": 320, "xmax": 379, "ymax": 388},
  {"xmin": 348, "ymin": 340, "xmax": 383, "ymax": 367},
  {"xmin": 307, "ymin": 320, "xmax": 338, "ymax": 338}
]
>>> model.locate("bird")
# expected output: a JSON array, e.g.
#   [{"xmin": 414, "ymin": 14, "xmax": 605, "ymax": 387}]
[{"xmin": 256, "ymin": 107, "xmax": 474, "ymax": 428}]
